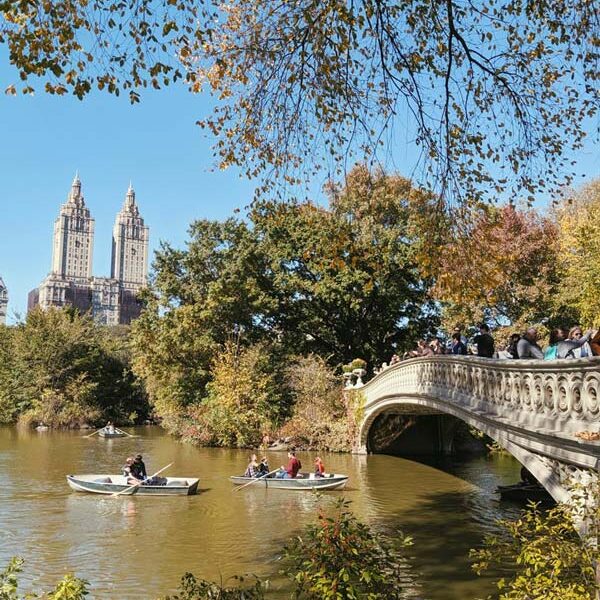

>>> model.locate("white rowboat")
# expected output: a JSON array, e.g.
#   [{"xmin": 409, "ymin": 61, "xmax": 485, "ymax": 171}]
[
  {"xmin": 66, "ymin": 474, "xmax": 199, "ymax": 496},
  {"xmin": 230, "ymin": 473, "xmax": 348, "ymax": 491}
]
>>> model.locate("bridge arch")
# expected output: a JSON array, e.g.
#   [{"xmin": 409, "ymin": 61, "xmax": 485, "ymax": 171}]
[{"xmin": 353, "ymin": 356, "xmax": 600, "ymax": 506}]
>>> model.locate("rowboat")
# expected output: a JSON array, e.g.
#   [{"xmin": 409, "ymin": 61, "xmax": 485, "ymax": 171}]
[
  {"xmin": 496, "ymin": 482, "xmax": 553, "ymax": 503},
  {"xmin": 98, "ymin": 429, "xmax": 127, "ymax": 438},
  {"xmin": 66, "ymin": 474, "xmax": 199, "ymax": 496},
  {"xmin": 230, "ymin": 473, "xmax": 348, "ymax": 491}
]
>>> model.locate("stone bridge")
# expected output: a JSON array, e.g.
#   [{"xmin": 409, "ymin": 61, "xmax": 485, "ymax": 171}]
[{"xmin": 354, "ymin": 356, "xmax": 600, "ymax": 505}]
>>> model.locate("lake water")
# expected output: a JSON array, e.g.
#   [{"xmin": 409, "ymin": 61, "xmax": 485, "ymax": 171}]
[{"xmin": 0, "ymin": 426, "xmax": 524, "ymax": 598}]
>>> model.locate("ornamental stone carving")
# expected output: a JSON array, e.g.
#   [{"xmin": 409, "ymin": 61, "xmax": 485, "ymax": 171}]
[{"xmin": 356, "ymin": 355, "xmax": 600, "ymax": 506}]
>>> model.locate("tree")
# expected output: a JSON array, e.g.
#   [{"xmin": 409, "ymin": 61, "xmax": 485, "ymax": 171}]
[
  {"xmin": 0, "ymin": 307, "xmax": 148, "ymax": 427},
  {"xmin": 2, "ymin": 1, "xmax": 598, "ymax": 205},
  {"xmin": 430, "ymin": 203, "xmax": 562, "ymax": 329},
  {"xmin": 0, "ymin": 325, "xmax": 18, "ymax": 422},
  {"xmin": 556, "ymin": 180, "xmax": 600, "ymax": 327},
  {"xmin": 279, "ymin": 354, "xmax": 351, "ymax": 451},
  {"xmin": 252, "ymin": 166, "xmax": 436, "ymax": 365},
  {"xmin": 180, "ymin": 342, "xmax": 284, "ymax": 447},
  {"xmin": 133, "ymin": 167, "xmax": 435, "ymax": 430},
  {"xmin": 0, "ymin": 0, "xmax": 200, "ymax": 102},
  {"xmin": 131, "ymin": 219, "xmax": 275, "ymax": 422}
]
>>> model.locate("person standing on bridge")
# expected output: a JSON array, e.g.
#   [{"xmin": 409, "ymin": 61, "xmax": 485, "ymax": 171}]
[
  {"xmin": 474, "ymin": 324, "xmax": 495, "ymax": 358},
  {"xmin": 450, "ymin": 332, "xmax": 468, "ymax": 355},
  {"xmin": 517, "ymin": 328, "xmax": 544, "ymax": 359}
]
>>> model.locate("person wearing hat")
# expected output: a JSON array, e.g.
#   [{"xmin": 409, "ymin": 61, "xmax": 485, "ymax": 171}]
[{"xmin": 131, "ymin": 454, "xmax": 147, "ymax": 480}]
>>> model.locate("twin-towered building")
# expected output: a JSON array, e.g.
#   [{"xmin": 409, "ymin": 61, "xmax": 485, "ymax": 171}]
[{"xmin": 28, "ymin": 175, "xmax": 149, "ymax": 325}]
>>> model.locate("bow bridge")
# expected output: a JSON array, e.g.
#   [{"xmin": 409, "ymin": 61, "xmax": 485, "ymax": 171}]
[{"xmin": 353, "ymin": 356, "xmax": 600, "ymax": 505}]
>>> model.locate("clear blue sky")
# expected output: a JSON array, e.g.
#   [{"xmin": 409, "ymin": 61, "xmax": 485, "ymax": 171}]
[{"xmin": 1, "ymin": 68, "xmax": 599, "ymax": 321}]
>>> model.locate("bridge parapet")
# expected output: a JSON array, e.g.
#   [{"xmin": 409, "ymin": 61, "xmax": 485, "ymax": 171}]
[
  {"xmin": 360, "ymin": 355, "xmax": 600, "ymax": 436},
  {"xmin": 356, "ymin": 356, "xmax": 600, "ymax": 505}
]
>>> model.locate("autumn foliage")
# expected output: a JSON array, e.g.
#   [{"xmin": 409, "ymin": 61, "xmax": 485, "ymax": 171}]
[
  {"xmin": 556, "ymin": 181, "xmax": 600, "ymax": 327},
  {"xmin": 430, "ymin": 204, "xmax": 561, "ymax": 329}
]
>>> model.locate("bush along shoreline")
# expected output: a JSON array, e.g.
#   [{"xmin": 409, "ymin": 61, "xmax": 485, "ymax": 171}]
[{"xmin": 0, "ymin": 307, "xmax": 149, "ymax": 430}]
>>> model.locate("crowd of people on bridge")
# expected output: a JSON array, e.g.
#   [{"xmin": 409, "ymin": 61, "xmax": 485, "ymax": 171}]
[{"xmin": 374, "ymin": 323, "xmax": 600, "ymax": 374}]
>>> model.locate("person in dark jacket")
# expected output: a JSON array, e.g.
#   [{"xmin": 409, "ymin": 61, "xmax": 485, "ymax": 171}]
[
  {"xmin": 131, "ymin": 454, "xmax": 147, "ymax": 480},
  {"xmin": 474, "ymin": 324, "xmax": 495, "ymax": 358},
  {"xmin": 257, "ymin": 456, "xmax": 270, "ymax": 476},
  {"xmin": 450, "ymin": 332, "xmax": 467, "ymax": 355},
  {"xmin": 507, "ymin": 333, "xmax": 520, "ymax": 358},
  {"xmin": 123, "ymin": 457, "xmax": 143, "ymax": 485}
]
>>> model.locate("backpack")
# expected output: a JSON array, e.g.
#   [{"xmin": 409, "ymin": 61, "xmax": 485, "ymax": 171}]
[{"xmin": 544, "ymin": 345, "xmax": 558, "ymax": 360}]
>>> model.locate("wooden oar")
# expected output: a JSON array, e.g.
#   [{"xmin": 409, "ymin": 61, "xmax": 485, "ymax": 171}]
[
  {"xmin": 112, "ymin": 462, "xmax": 173, "ymax": 497},
  {"xmin": 84, "ymin": 428, "xmax": 104, "ymax": 438},
  {"xmin": 233, "ymin": 468, "xmax": 280, "ymax": 492},
  {"xmin": 115, "ymin": 428, "xmax": 134, "ymax": 437}
]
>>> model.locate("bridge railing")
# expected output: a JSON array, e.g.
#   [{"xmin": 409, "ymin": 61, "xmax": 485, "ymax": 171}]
[{"xmin": 358, "ymin": 356, "xmax": 600, "ymax": 435}]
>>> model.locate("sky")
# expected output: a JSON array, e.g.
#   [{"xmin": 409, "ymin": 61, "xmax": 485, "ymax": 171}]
[
  {"xmin": 0, "ymin": 64, "xmax": 599, "ymax": 321},
  {"xmin": 0, "ymin": 83, "xmax": 264, "ymax": 321}
]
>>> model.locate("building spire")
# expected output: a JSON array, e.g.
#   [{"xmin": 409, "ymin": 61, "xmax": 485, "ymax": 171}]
[
  {"xmin": 69, "ymin": 171, "xmax": 82, "ymax": 203},
  {"xmin": 124, "ymin": 181, "xmax": 136, "ymax": 210}
]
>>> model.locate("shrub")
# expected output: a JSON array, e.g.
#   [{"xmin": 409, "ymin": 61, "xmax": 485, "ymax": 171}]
[
  {"xmin": 279, "ymin": 355, "xmax": 352, "ymax": 451},
  {"xmin": 350, "ymin": 358, "xmax": 367, "ymax": 370},
  {"xmin": 0, "ymin": 557, "xmax": 88, "ymax": 600},
  {"xmin": 282, "ymin": 498, "xmax": 411, "ymax": 599},
  {"xmin": 161, "ymin": 573, "xmax": 265, "ymax": 599},
  {"xmin": 471, "ymin": 496, "xmax": 599, "ymax": 600},
  {"xmin": 182, "ymin": 342, "xmax": 281, "ymax": 448}
]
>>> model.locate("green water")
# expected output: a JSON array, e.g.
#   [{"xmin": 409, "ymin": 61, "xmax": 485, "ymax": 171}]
[{"xmin": 0, "ymin": 426, "xmax": 523, "ymax": 598}]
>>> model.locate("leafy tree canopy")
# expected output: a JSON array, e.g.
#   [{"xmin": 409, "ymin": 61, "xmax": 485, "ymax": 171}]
[
  {"xmin": 2, "ymin": 1, "xmax": 598, "ymax": 204},
  {"xmin": 0, "ymin": 307, "xmax": 148, "ymax": 426},
  {"xmin": 430, "ymin": 203, "xmax": 562, "ymax": 329},
  {"xmin": 132, "ymin": 166, "xmax": 436, "ymax": 421},
  {"xmin": 556, "ymin": 180, "xmax": 600, "ymax": 327}
]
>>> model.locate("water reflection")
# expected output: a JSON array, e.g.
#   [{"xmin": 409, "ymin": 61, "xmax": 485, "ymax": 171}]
[{"xmin": 0, "ymin": 426, "xmax": 523, "ymax": 599}]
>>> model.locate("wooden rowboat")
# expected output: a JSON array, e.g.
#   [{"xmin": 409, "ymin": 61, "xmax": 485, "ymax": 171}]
[
  {"xmin": 66, "ymin": 474, "xmax": 199, "ymax": 496},
  {"xmin": 98, "ymin": 429, "xmax": 127, "ymax": 438},
  {"xmin": 496, "ymin": 483, "xmax": 553, "ymax": 503},
  {"xmin": 230, "ymin": 473, "xmax": 348, "ymax": 491}
]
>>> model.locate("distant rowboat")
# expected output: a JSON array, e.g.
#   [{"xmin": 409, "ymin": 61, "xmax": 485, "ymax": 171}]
[
  {"xmin": 230, "ymin": 473, "xmax": 348, "ymax": 491},
  {"xmin": 66, "ymin": 474, "xmax": 199, "ymax": 496},
  {"xmin": 98, "ymin": 429, "xmax": 127, "ymax": 438}
]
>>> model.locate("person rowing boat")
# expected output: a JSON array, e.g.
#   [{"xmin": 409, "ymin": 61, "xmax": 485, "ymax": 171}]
[
  {"xmin": 123, "ymin": 455, "xmax": 163, "ymax": 485},
  {"xmin": 275, "ymin": 450, "xmax": 301, "ymax": 479}
]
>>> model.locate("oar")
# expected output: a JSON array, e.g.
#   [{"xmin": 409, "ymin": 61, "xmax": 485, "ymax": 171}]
[
  {"xmin": 112, "ymin": 462, "xmax": 173, "ymax": 497},
  {"xmin": 84, "ymin": 428, "xmax": 103, "ymax": 438},
  {"xmin": 233, "ymin": 468, "xmax": 280, "ymax": 492},
  {"xmin": 115, "ymin": 428, "xmax": 134, "ymax": 437}
]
